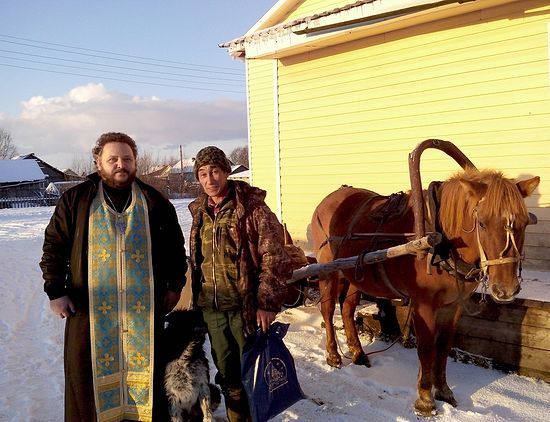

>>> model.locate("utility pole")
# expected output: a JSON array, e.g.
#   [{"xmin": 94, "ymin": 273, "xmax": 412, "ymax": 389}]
[{"xmin": 179, "ymin": 145, "xmax": 184, "ymax": 197}]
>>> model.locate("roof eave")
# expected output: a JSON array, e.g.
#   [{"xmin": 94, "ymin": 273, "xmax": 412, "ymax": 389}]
[{"xmin": 222, "ymin": 0, "xmax": 519, "ymax": 59}]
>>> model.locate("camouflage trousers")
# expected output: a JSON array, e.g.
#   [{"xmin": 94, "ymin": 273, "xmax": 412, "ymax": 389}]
[{"xmin": 202, "ymin": 308, "xmax": 252, "ymax": 422}]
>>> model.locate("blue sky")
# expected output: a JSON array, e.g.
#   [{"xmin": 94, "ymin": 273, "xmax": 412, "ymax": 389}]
[{"xmin": 0, "ymin": 1, "xmax": 278, "ymax": 168}]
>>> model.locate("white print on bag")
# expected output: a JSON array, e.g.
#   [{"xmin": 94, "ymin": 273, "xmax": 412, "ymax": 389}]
[{"xmin": 264, "ymin": 358, "xmax": 288, "ymax": 392}]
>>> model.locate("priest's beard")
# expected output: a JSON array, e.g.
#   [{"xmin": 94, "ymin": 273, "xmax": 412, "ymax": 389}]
[{"xmin": 99, "ymin": 168, "xmax": 137, "ymax": 189}]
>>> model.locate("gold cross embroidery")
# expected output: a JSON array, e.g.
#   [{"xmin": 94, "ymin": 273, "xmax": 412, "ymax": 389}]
[
  {"xmin": 100, "ymin": 353, "xmax": 115, "ymax": 367},
  {"xmin": 98, "ymin": 301, "xmax": 112, "ymax": 314},
  {"xmin": 98, "ymin": 249, "xmax": 111, "ymax": 262},
  {"xmin": 131, "ymin": 249, "xmax": 145, "ymax": 263},
  {"xmin": 130, "ymin": 352, "xmax": 146, "ymax": 367},
  {"xmin": 132, "ymin": 301, "xmax": 146, "ymax": 314}
]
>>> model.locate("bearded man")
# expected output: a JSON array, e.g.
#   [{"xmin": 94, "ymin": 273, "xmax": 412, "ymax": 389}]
[{"xmin": 40, "ymin": 132, "xmax": 187, "ymax": 421}]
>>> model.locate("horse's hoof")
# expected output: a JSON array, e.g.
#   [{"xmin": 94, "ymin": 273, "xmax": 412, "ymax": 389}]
[
  {"xmin": 326, "ymin": 354, "xmax": 342, "ymax": 368},
  {"xmin": 435, "ymin": 387, "xmax": 458, "ymax": 407},
  {"xmin": 352, "ymin": 352, "xmax": 371, "ymax": 368},
  {"xmin": 401, "ymin": 335, "xmax": 416, "ymax": 349},
  {"xmin": 414, "ymin": 398, "xmax": 437, "ymax": 417}
]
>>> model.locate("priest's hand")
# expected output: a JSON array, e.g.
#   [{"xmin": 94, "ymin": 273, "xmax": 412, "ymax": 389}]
[
  {"xmin": 50, "ymin": 295, "xmax": 76, "ymax": 319},
  {"xmin": 164, "ymin": 291, "xmax": 181, "ymax": 313}
]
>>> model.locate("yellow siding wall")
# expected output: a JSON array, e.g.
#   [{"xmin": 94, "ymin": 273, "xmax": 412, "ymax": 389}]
[
  {"xmin": 285, "ymin": 0, "xmax": 355, "ymax": 21},
  {"xmin": 246, "ymin": 59, "xmax": 280, "ymax": 212},
  {"xmin": 260, "ymin": 1, "xmax": 550, "ymax": 269}
]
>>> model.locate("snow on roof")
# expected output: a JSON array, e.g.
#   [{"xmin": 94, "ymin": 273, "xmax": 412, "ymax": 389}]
[
  {"xmin": 230, "ymin": 164, "xmax": 248, "ymax": 174},
  {"xmin": 0, "ymin": 159, "xmax": 46, "ymax": 183},
  {"xmin": 170, "ymin": 165, "xmax": 195, "ymax": 174},
  {"xmin": 168, "ymin": 157, "xmax": 195, "ymax": 174}
]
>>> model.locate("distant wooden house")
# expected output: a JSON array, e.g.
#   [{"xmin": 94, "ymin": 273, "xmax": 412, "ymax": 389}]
[
  {"xmin": 140, "ymin": 164, "xmax": 173, "ymax": 198},
  {"xmin": 62, "ymin": 168, "xmax": 82, "ymax": 179},
  {"xmin": 140, "ymin": 155, "xmax": 250, "ymax": 198},
  {"xmin": 140, "ymin": 159, "xmax": 197, "ymax": 198},
  {"xmin": 0, "ymin": 159, "xmax": 48, "ymax": 208},
  {"xmin": 14, "ymin": 153, "xmax": 83, "ymax": 182},
  {"xmin": 1, "ymin": 154, "xmax": 84, "ymax": 208},
  {"xmin": 169, "ymin": 158, "xmax": 197, "ymax": 187},
  {"xmin": 228, "ymin": 165, "xmax": 250, "ymax": 183}
]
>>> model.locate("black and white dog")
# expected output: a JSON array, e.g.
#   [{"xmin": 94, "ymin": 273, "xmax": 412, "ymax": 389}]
[{"xmin": 164, "ymin": 310, "xmax": 221, "ymax": 422}]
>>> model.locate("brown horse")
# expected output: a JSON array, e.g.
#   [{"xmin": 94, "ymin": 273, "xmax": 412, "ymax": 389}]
[{"xmin": 310, "ymin": 168, "xmax": 539, "ymax": 416}]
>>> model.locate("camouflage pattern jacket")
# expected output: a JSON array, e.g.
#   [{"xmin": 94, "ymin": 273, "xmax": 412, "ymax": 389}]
[{"xmin": 188, "ymin": 180, "xmax": 294, "ymax": 336}]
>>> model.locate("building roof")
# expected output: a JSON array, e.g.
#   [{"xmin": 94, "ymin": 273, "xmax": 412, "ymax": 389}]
[
  {"xmin": 228, "ymin": 169, "xmax": 250, "ymax": 180},
  {"xmin": 143, "ymin": 164, "xmax": 173, "ymax": 178},
  {"xmin": 13, "ymin": 152, "xmax": 82, "ymax": 182},
  {"xmin": 220, "ymin": 0, "xmax": 515, "ymax": 59},
  {"xmin": 230, "ymin": 164, "xmax": 248, "ymax": 175},
  {"xmin": 169, "ymin": 158, "xmax": 196, "ymax": 174},
  {"xmin": 170, "ymin": 165, "xmax": 195, "ymax": 174},
  {"xmin": 0, "ymin": 159, "xmax": 46, "ymax": 184}
]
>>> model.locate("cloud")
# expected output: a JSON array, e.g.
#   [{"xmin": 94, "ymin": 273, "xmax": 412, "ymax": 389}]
[{"xmin": 0, "ymin": 83, "xmax": 248, "ymax": 169}]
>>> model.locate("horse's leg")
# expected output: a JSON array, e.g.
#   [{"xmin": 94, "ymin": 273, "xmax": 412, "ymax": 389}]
[
  {"xmin": 319, "ymin": 274, "xmax": 342, "ymax": 368},
  {"xmin": 376, "ymin": 298, "xmax": 402, "ymax": 341},
  {"xmin": 412, "ymin": 302, "xmax": 438, "ymax": 416},
  {"xmin": 340, "ymin": 283, "xmax": 370, "ymax": 367},
  {"xmin": 433, "ymin": 303, "xmax": 462, "ymax": 407}
]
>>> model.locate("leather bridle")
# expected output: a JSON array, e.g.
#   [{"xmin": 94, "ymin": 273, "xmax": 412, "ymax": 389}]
[{"xmin": 471, "ymin": 206, "xmax": 523, "ymax": 291}]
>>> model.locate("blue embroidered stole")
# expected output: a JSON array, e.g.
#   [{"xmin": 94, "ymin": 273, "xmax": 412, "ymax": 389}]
[{"xmin": 88, "ymin": 182, "xmax": 154, "ymax": 422}]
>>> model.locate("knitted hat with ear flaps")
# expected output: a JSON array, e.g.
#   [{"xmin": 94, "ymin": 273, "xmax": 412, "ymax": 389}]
[{"xmin": 194, "ymin": 146, "xmax": 232, "ymax": 179}]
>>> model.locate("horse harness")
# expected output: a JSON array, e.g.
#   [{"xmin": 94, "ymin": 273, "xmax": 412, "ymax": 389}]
[
  {"xmin": 315, "ymin": 186, "xmax": 410, "ymax": 300},
  {"xmin": 316, "ymin": 184, "xmax": 525, "ymax": 300},
  {"xmin": 427, "ymin": 183, "xmax": 524, "ymax": 297}
]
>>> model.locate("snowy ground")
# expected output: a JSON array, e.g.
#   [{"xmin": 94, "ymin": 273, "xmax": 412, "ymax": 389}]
[{"xmin": 0, "ymin": 200, "xmax": 549, "ymax": 422}]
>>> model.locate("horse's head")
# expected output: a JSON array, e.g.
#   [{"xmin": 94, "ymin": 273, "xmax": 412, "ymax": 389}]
[{"xmin": 439, "ymin": 169, "xmax": 539, "ymax": 303}]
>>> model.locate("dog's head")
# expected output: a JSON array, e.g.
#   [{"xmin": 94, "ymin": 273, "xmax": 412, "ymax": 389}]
[{"xmin": 164, "ymin": 310, "xmax": 207, "ymax": 359}]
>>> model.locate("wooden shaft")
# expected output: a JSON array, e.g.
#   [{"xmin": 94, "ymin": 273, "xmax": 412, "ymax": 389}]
[{"xmin": 287, "ymin": 233, "xmax": 442, "ymax": 284}]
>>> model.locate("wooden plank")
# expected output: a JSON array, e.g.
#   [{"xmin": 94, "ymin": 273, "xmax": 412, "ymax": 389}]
[
  {"xmin": 454, "ymin": 335, "xmax": 550, "ymax": 382},
  {"xmin": 359, "ymin": 298, "xmax": 550, "ymax": 382},
  {"xmin": 461, "ymin": 297, "xmax": 550, "ymax": 329},
  {"xmin": 457, "ymin": 317, "xmax": 550, "ymax": 350}
]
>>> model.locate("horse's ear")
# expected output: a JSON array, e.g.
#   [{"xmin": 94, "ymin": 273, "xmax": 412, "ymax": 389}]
[
  {"xmin": 459, "ymin": 179, "xmax": 485, "ymax": 199},
  {"xmin": 516, "ymin": 176, "xmax": 540, "ymax": 198}
]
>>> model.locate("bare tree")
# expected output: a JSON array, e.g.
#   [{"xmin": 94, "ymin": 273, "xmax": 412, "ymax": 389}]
[
  {"xmin": 137, "ymin": 150, "xmax": 175, "ymax": 175},
  {"xmin": 229, "ymin": 145, "xmax": 249, "ymax": 167},
  {"xmin": 137, "ymin": 150, "xmax": 155, "ymax": 176},
  {"xmin": 0, "ymin": 129, "xmax": 19, "ymax": 159},
  {"xmin": 70, "ymin": 155, "xmax": 95, "ymax": 176},
  {"xmin": 70, "ymin": 149, "xmax": 173, "ymax": 177}
]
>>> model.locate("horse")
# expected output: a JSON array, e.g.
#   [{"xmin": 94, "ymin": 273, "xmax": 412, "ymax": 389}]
[{"xmin": 310, "ymin": 168, "xmax": 539, "ymax": 416}]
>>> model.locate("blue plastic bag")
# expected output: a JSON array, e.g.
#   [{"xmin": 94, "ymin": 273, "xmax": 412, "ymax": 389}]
[{"xmin": 241, "ymin": 322, "xmax": 305, "ymax": 422}]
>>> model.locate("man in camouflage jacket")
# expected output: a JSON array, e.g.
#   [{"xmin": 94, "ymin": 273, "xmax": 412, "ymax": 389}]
[{"xmin": 188, "ymin": 146, "xmax": 295, "ymax": 421}]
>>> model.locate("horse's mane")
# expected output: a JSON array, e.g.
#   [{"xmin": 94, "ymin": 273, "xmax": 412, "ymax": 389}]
[{"xmin": 438, "ymin": 168, "xmax": 528, "ymax": 238}]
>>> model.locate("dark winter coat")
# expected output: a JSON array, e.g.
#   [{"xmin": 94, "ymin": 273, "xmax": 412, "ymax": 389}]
[
  {"xmin": 40, "ymin": 173, "xmax": 187, "ymax": 422},
  {"xmin": 188, "ymin": 180, "xmax": 294, "ymax": 336}
]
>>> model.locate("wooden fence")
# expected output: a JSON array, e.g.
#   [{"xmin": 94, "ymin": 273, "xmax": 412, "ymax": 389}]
[{"xmin": 0, "ymin": 195, "xmax": 58, "ymax": 209}]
